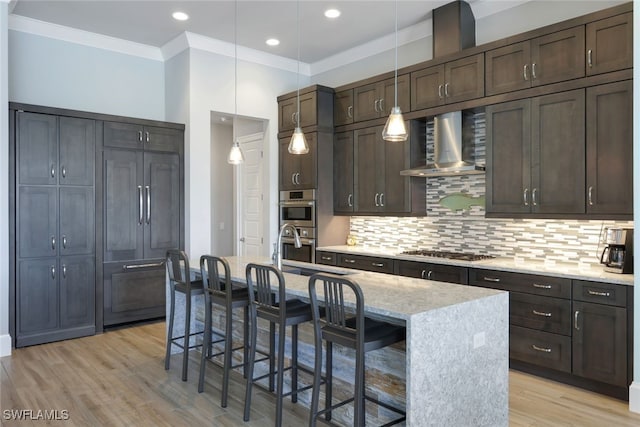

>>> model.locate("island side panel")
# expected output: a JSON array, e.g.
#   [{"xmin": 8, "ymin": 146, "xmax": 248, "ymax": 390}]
[{"xmin": 407, "ymin": 292, "xmax": 509, "ymax": 426}]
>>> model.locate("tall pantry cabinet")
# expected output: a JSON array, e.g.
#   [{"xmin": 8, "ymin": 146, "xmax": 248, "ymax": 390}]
[
  {"xmin": 10, "ymin": 103, "xmax": 185, "ymax": 347},
  {"xmin": 13, "ymin": 110, "xmax": 96, "ymax": 347}
]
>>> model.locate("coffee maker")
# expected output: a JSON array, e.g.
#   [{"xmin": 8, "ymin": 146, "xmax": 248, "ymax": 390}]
[{"xmin": 600, "ymin": 228, "xmax": 633, "ymax": 274}]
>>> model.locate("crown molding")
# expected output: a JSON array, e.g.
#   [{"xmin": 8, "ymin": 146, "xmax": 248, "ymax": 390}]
[{"xmin": 8, "ymin": 14, "xmax": 163, "ymax": 61}]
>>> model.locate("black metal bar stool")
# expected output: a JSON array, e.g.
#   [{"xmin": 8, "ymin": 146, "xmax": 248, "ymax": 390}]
[
  {"xmin": 197, "ymin": 255, "xmax": 251, "ymax": 407},
  {"xmin": 308, "ymin": 273, "xmax": 406, "ymax": 427},
  {"xmin": 243, "ymin": 263, "xmax": 319, "ymax": 426},
  {"xmin": 164, "ymin": 249, "xmax": 204, "ymax": 381}
]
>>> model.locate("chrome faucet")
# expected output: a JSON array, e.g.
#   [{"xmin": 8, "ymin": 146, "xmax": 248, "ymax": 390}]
[{"xmin": 274, "ymin": 222, "xmax": 302, "ymax": 270}]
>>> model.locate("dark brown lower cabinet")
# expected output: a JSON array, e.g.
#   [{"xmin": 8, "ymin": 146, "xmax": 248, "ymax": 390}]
[
  {"xmin": 510, "ymin": 325, "xmax": 571, "ymax": 373},
  {"xmin": 103, "ymin": 261, "xmax": 166, "ymax": 326},
  {"xmin": 395, "ymin": 260, "xmax": 468, "ymax": 284},
  {"xmin": 336, "ymin": 253, "xmax": 394, "ymax": 274}
]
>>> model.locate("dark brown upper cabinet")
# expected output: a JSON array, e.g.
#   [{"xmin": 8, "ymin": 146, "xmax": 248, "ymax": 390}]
[
  {"xmin": 585, "ymin": 80, "xmax": 633, "ymax": 216},
  {"xmin": 486, "ymin": 90, "xmax": 586, "ymax": 216},
  {"xmin": 486, "ymin": 27, "xmax": 585, "ymax": 96},
  {"xmin": 411, "ymin": 53, "xmax": 484, "ymax": 110},
  {"xmin": 353, "ymin": 74, "xmax": 409, "ymax": 122},
  {"xmin": 279, "ymin": 134, "xmax": 318, "ymax": 191},
  {"xmin": 333, "ymin": 131, "xmax": 354, "ymax": 214},
  {"xmin": 334, "ymin": 89, "xmax": 354, "ymax": 126},
  {"xmin": 278, "ymin": 91, "xmax": 317, "ymax": 132},
  {"xmin": 586, "ymin": 12, "xmax": 632, "ymax": 75}
]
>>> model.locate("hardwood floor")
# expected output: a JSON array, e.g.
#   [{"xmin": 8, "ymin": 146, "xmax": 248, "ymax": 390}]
[{"xmin": 2, "ymin": 321, "xmax": 639, "ymax": 426}]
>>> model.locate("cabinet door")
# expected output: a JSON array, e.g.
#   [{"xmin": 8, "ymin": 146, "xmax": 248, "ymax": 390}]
[
  {"xmin": 334, "ymin": 89, "xmax": 354, "ymax": 126},
  {"xmin": 381, "ymin": 131, "xmax": 410, "ymax": 213},
  {"xmin": 573, "ymin": 301, "xmax": 627, "ymax": 387},
  {"xmin": 353, "ymin": 82, "xmax": 380, "ymax": 122},
  {"xmin": 485, "ymin": 41, "xmax": 531, "ymax": 96},
  {"xmin": 145, "ymin": 126, "xmax": 183, "ymax": 153},
  {"xmin": 59, "ymin": 186, "xmax": 95, "ymax": 256},
  {"xmin": 103, "ymin": 121, "xmax": 143, "ymax": 149},
  {"xmin": 59, "ymin": 117, "xmax": 95, "ymax": 186},
  {"xmin": 531, "ymin": 26, "xmax": 585, "ymax": 87},
  {"xmin": 381, "ymin": 75, "xmax": 410, "ymax": 116},
  {"xmin": 485, "ymin": 99, "xmax": 531, "ymax": 214},
  {"xmin": 59, "ymin": 255, "xmax": 95, "ymax": 328},
  {"xmin": 17, "ymin": 112, "xmax": 58, "ymax": 185},
  {"xmin": 586, "ymin": 13, "xmax": 632, "ymax": 75},
  {"xmin": 354, "ymin": 127, "xmax": 381, "ymax": 212},
  {"xmin": 586, "ymin": 81, "xmax": 632, "ymax": 215},
  {"xmin": 333, "ymin": 131, "xmax": 354, "ymax": 213},
  {"xmin": 278, "ymin": 98, "xmax": 298, "ymax": 132},
  {"xmin": 531, "ymin": 90, "xmax": 585, "ymax": 214},
  {"xmin": 296, "ymin": 133, "xmax": 317, "ymax": 189},
  {"xmin": 279, "ymin": 138, "xmax": 299, "ymax": 191},
  {"xmin": 298, "ymin": 92, "xmax": 318, "ymax": 128},
  {"xmin": 444, "ymin": 54, "xmax": 484, "ymax": 104},
  {"xmin": 17, "ymin": 258, "xmax": 58, "ymax": 335},
  {"xmin": 144, "ymin": 152, "xmax": 181, "ymax": 259},
  {"xmin": 18, "ymin": 186, "xmax": 58, "ymax": 258},
  {"xmin": 411, "ymin": 65, "xmax": 445, "ymax": 110},
  {"xmin": 103, "ymin": 149, "xmax": 144, "ymax": 262},
  {"xmin": 396, "ymin": 260, "xmax": 468, "ymax": 284}
]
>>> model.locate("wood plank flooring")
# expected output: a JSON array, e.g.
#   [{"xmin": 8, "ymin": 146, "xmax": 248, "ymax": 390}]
[{"xmin": 2, "ymin": 320, "xmax": 640, "ymax": 426}]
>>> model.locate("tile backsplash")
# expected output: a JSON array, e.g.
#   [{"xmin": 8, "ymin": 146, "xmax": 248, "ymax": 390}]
[{"xmin": 349, "ymin": 111, "xmax": 633, "ymax": 269}]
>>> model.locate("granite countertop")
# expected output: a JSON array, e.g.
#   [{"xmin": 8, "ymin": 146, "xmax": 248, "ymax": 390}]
[
  {"xmin": 219, "ymin": 256, "xmax": 505, "ymax": 323},
  {"xmin": 317, "ymin": 245, "xmax": 635, "ymax": 286}
]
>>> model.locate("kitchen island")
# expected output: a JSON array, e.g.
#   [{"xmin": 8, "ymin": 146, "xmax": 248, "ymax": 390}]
[{"xmin": 167, "ymin": 255, "xmax": 509, "ymax": 426}]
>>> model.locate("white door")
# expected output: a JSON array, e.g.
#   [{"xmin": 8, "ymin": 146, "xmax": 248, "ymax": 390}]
[{"xmin": 236, "ymin": 133, "xmax": 264, "ymax": 257}]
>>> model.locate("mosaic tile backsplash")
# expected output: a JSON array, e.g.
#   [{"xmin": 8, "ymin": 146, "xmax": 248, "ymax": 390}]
[{"xmin": 349, "ymin": 111, "xmax": 633, "ymax": 269}]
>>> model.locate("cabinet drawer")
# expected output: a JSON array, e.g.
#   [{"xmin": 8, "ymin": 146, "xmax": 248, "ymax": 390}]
[
  {"xmin": 316, "ymin": 251, "xmax": 337, "ymax": 266},
  {"xmin": 510, "ymin": 293, "xmax": 571, "ymax": 335},
  {"xmin": 510, "ymin": 325, "xmax": 571, "ymax": 373},
  {"xmin": 573, "ymin": 280, "xmax": 627, "ymax": 307},
  {"xmin": 469, "ymin": 269, "xmax": 570, "ymax": 299},
  {"xmin": 395, "ymin": 260, "xmax": 468, "ymax": 285},
  {"xmin": 337, "ymin": 254, "xmax": 394, "ymax": 274}
]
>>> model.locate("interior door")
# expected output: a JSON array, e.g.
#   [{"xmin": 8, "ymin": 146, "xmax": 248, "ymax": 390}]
[{"xmin": 238, "ymin": 134, "xmax": 264, "ymax": 257}]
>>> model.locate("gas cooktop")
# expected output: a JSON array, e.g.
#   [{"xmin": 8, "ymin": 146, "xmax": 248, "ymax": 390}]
[{"xmin": 401, "ymin": 250, "xmax": 495, "ymax": 262}]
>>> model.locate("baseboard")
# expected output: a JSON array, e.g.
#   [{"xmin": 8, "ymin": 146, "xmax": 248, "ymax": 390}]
[
  {"xmin": 0, "ymin": 334, "xmax": 12, "ymax": 357},
  {"xmin": 630, "ymin": 382, "xmax": 640, "ymax": 413}
]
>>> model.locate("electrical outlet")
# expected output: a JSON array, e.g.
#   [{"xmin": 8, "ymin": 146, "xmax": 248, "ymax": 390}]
[{"xmin": 473, "ymin": 332, "xmax": 486, "ymax": 349}]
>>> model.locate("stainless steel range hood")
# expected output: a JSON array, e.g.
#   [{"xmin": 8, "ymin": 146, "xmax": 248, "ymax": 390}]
[{"xmin": 400, "ymin": 111, "xmax": 485, "ymax": 177}]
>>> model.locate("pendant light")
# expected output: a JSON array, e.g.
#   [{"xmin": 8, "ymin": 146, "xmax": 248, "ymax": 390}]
[
  {"xmin": 382, "ymin": 0, "xmax": 408, "ymax": 142},
  {"xmin": 288, "ymin": 0, "xmax": 309, "ymax": 155},
  {"xmin": 227, "ymin": 0, "xmax": 244, "ymax": 165}
]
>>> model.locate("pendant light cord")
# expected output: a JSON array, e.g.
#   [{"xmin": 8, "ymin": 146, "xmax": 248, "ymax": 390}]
[
  {"xmin": 296, "ymin": 0, "xmax": 301, "ymax": 127},
  {"xmin": 394, "ymin": 0, "xmax": 398, "ymax": 108},
  {"xmin": 235, "ymin": 0, "xmax": 238, "ymax": 118}
]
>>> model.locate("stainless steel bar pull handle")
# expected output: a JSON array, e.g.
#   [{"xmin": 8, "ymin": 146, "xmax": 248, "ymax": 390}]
[
  {"xmin": 347, "ymin": 194, "xmax": 353, "ymax": 207},
  {"xmin": 62, "ymin": 235, "xmax": 67, "ymax": 249},
  {"xmin": 532, "ymin": 188, "xmax": 538, "ymax": 206},
  {"xmin": 427, "ymin": 271, "xmax": 433, "ymax": 280},
  {"xmin": 321, "ymin": 256, "xmax": 332, "ymax": 261},
  {"xmin": 588, "ymin": 290, "xmax": 611, "ymax": 298},
  {"xmin": 374, "ymin": 193, "xmax": 380, "ymax": 207},
  {"xmin": 372, "ymin": 262, "xmax": 385, "ymax": 267},
  {"xmin": 51, "ymin": 165, "xmax": 55, "ymax": 178},
  {"xmin": 343, "ymin": 259, "xmax": 356, "ymax": 264},
  {"xmin": 374, "ymin": 99, "xmax": 380, "ymax": 113},
  {"xmin": 123, "ymin": 262, "xmax": 165, "ymax": 270},
  {"xmin": 588, "ymin": 186, "xmax": 594, "ymax": 206},
  {"xmin": 379, "ymin": 193, "xmax": 384, "ymax": 207},
  {"xmin": 587, "ymin": 49, "xmax": 593, "ymax": 68},
  {"xmin": 438, "ymin": 84, "xmax": 444, "ymax": 99},
  {"xmin": 574, "ymin": 310, "xmax": 580, "ymax": 330},
  {"xmin": 138, "ymin": 130, "xmax": 143, "ymax": 142},
  {"xmin": 379, "ymin": 98, "xmax": 384, "ymax": 112},
  {"xmin": 347, "ymin": 106, "xmax": 353, "ymax": 118},
  {"xmin": 51, "ymin": 266, "xmax": 55, "ymax": 279},
  {"xmin": 523, "ymin": 188, "xmax": 529, "ymax": 206},
  {"xmin": 291, "ymin": 174, "xmax": 296, "ymax": 185},
  {"xmin": 444, "ymin": 83, "xmax": 450, "ymax": 97},
  {"xmin": 62, "ymin": 264, "xmax": 67, "ymax": 279},
  {"xmin": 532, "ymin": 283, "xmax": 552, "ymax": 289},
  {"xmin": 531, "ymin": 344, "xmax": 551, "ymax": 353},
  {"xmin": 61, "ymin": 166, "xmax": 66, "ymax": 178},
  {"xmin": 523, "ymin": 64, "xmax": 529, "ymax": 81},
  {"xmin": 531, "ymin": 62, "xmax": 537, "ymax": 79},
  {"xmin": 421, "ymin": 270, "xmax": 426, "ymax": 279},
  {"xmin": 483, "ymin": 277, "xmax": 500, "ymax": 282},
  {"xmin": 51, "ymin": 236, "xmax": 56, "ymax": 251},
  {"xmin": 145, "ymin": 185, "xmax": 151, "ymax": 224},
  {"xmin": 532, "ymin": 310, "xmax": 552, "ymax": 317},
  {"xmin": 138, "ymin": 185, "xmax": 143, "ymax": 224},
  {"xmin": 145, "ymin": 131, "xmax": 150, "ymax": 143}
]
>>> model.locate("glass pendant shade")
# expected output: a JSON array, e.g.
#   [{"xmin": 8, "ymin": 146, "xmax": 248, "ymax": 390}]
[
  {"xmin": 227, "ymin": 140, "xmax": 244, "ymax": 164},
  {"xmin": 382, "ymin": 106, "xmax": 408, "ymax": 141},
  {"xmin": 288, "ymin": 127, "xmax": 309, "ymax": 154}
]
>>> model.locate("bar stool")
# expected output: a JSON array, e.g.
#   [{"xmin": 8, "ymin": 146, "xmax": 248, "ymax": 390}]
[
  {"xmin": 308, "ymin": 273, "xmax": 406, "ymax": 427},
  {"xmin": 197, "ymin": 255, "xmax": 250, "ymax": 407},
  {"xmin": 243, "ymin": 263, "xmax": 318, "ymax": 426},
  {"xmin": 164, "ymin": 249, "xmax": 204, "ymax": 381}
]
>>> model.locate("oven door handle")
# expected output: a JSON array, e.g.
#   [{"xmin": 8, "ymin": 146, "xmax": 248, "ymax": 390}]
[
  {"xmin": 282, "ymin": 237, "xmax": 316, "ymax": 246},
  {"xmin": 279, "ymin": 201, "xmax": 314, "ymax": 206}
]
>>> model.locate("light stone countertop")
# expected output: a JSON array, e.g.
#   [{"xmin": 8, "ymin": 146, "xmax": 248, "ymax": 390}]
[{"xmin": 317, "ymin": 245, "xmax": 635, "ymax": 286}]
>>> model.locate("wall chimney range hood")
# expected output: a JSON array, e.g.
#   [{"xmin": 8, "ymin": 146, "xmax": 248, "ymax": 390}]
[
  {"xmin": 401, "ymin": 1, "xmax": 482, "ymax": 178},
  {"xmin": 400, "ymin": 112, "xmax": 484, "ymax": 177}
]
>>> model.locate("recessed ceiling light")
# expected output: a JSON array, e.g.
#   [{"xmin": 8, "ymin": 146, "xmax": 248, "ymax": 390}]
[
  {"xmin": 324, "ymin": 9, "xmax": 341, "ymax": 19},
  {"xmin": 172, "ymin": 11, "xmax": 189, "ymax": 21},
  {"xmin": 266, "ymin": 38, "xmax": 280, "ymax": 46}
]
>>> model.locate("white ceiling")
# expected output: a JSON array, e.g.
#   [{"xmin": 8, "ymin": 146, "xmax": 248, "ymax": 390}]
[{"xmin": 8, "ymin": 0, "xmax": 528, "ymax": 64}]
